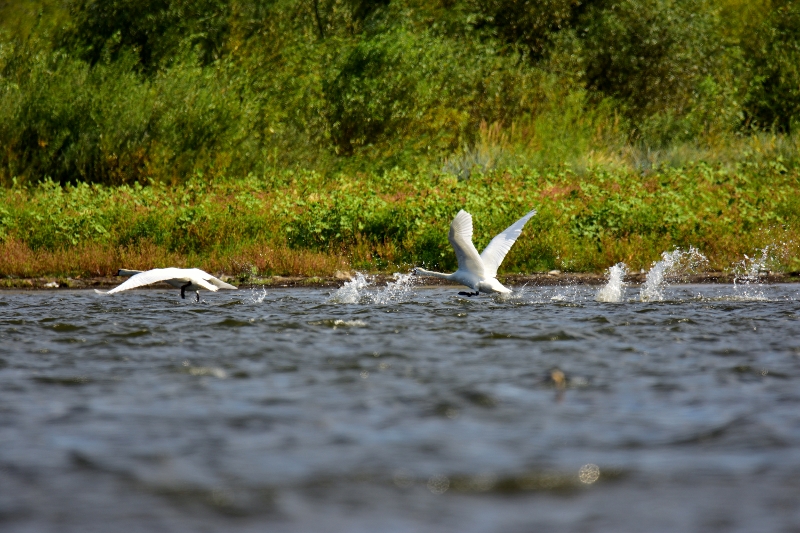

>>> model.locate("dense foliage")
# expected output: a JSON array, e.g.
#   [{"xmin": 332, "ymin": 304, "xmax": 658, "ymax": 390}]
[
  {"xmin": 1, "ymin": 0, "xmax": 798, "ymax": 278},
  {"xmin": 1, "ymin": 0, "xmax": 799, "ymax": 185}
]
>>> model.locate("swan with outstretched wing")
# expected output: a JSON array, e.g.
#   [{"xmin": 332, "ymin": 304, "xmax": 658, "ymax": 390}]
[
  {"xmin": 95, "ymin": 268, "xmax": 237, "ymax": 301},
  {"xmin": 412, "ymin": 208, "xmax": 536, "ymax": 296}
]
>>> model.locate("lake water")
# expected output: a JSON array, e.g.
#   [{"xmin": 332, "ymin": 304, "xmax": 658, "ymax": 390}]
[{"xmin": 1, "ymin": 278, "xmax": 800, "ymax": 532}]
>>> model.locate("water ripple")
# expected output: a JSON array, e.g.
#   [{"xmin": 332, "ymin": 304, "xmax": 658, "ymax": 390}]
[{"xmin": 0, "ymin": 285, "xmax": 799, "ymax": 532}]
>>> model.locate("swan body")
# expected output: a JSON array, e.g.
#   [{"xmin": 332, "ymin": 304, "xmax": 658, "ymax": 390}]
[
  {"xmin": 95, "ymin": 268, "xmax": 237, "ymax": 301},
  {"xmin": 413, "ymin": 208, "xmax": 537, "ymax": 295}
]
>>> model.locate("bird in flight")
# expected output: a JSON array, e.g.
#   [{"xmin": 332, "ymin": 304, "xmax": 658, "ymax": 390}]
[
  {"xmin": 413, "ymin": 208, "xmax": 536, "ymax": 296},
  {"xmin": 95, "ymin": 268, "xmax": 237, "ymax": 301}
]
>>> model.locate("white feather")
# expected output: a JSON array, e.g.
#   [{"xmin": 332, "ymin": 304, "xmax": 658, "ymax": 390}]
[
  {"xmin": 448, "ymin": 210, "xmax": 485, "ymax": 279},
  {"xmin": 480, "ymin": 208, "xmax": 537, "ymax": 279}
]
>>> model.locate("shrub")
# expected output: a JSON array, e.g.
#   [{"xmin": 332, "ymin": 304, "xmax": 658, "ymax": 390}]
[
  {"xmin": 61, "ymin": 0, "xmax": 232, "ymax": 69},
  {"xmin": 0, "ymin": 0, "xmax": 796, "ymax": 184},
  {"xmin": 742, "ymin": 0, "xmax": 800, "ymax": 132},
  {"xmin": 579, "ymin": 0, "xmax": 739, "ymax": 144},
  {"xmin": 323, "ymin": 24, "xmax": 545, "ymax": 161},
  {"xmin": 0, "ymin": 39, "xmax": 247, "ymax": 185},
  {"xmin": 471, "ymin": 0, "xmax": 584, "ymax": 59}
]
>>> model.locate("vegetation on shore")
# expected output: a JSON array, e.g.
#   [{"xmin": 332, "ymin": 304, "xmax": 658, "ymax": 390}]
[
  {"xmin": 2, "ymin": 145, "xmax": 798, "ymax": 279},
  {"xmin": 1, "ymin": 1, "xmax": 799, "ymax": 278}
]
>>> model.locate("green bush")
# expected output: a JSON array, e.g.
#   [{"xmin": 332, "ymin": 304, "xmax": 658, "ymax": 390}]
[
  {"xmin": 0, "ymin": 40, "xmax": 248, "ymax": 185},
  {"xmin": 0, "ymin": 46, "xmax": 154, "ymax": 185},
  {"xmin": 0, "ymin": 0, "xmax": 798, "ymax": 185},
  {"xmin": 62, "ymin": 0, "xmax": 232, "ymax": 69},
  {"xmin": 323, "ymin": 26, "xmax": 534, "ymax": 158},
  {"xmin": 3, "ymin": 162, "xmax": 798, "ymax": 275},
  {"xmin": 472, "ymin": 0, "xmax": 584, "ymax": 59},
  {"xmin": 579, "ymin": 0, "xmax": 738, "ymax": 143},
  {"xmin": 742, "ymin": 0, "xmax": 800, "ymax": 132}
]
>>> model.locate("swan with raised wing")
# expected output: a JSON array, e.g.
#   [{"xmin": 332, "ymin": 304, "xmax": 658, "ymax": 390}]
[
  {"xmin": 412, "ymin": 208, "xmax": 536, "ymax": 296},
  {"xmin": 95, "ymin": 268, "xmax": 237, "ymax": 301}
]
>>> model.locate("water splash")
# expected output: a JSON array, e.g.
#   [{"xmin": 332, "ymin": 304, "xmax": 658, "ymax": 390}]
[
  {"xmin": 493, "ymin": 291, "xmax": 517, "ymax": 302},
  {"xmin": 500, "ymin": 284, "xmax": 528, "ymax": 302},
  {"xmin": 595, "ymin": 263, "xmax": 627, "ymax": 303},
  {"xmin": 328, "ymin": 272, "xmax": 371, "ymax": 304},
  {"xmin": 734, "ymin": 246, "xmax": 772, "ymax": 282},
  {"xmin": 371, "ymin": 272, "xmax": 416, "ymax": 304},
  {"xmin": 546, "ymin": 284, "xmax": 588, "ymax": 304},
  {"xmin": 640, "ymin": 247, "xmax": 707, "ymax": 302},
  {"xmin": 732, "ymin": 247, "xmax": 773, "ymax": 300},
  {"xmin": 248, "ymin": 287, "xmax": 269, "ymax": 304},
  {"xmin": 328, "ymin": 272, "xmax": 417, "ymax": 304}
]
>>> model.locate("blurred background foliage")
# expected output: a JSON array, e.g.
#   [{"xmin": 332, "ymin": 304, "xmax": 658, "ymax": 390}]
[{"xmin": 1, "ymin": 0, "xmax": 799, "ymax": 186}]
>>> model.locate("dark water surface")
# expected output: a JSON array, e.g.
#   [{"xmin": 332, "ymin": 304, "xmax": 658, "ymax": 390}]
[{"xmin": 2, "ymin": 281, "xmax": 800, "ymax": 532}]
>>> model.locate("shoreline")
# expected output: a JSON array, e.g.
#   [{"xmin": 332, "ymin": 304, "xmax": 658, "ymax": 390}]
[{"xmin": 2, "ymin": 271, "xmax": 798, "ymax": 290}]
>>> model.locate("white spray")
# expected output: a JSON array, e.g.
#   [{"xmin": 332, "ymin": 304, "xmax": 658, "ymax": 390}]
[
  {"xmin": 595, "ymin": 263, "xmax": 628, "ymax": 303},
  {"xmin": 328, "ymin": 272, "xmax": 417, "ymax": 304},
  {"xmin": 639, "ymin": 247, "xmax": 707, "ymax": 302},
  {"xmin": 248, "ymin": 286, "xmax": 269, "ymax": 304},
  {"xmin": 732, "ymin": 246, "xmax": 773, "ymax": 300},
  {"xmin": 371, "ymin": 272, "xmax": 416, "ymax": 304},
  {"xmin": 328, "ymin": 272, "xmax": 371, "ymax": 304}
]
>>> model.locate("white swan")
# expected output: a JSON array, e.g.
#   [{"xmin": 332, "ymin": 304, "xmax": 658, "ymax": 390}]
[
  {"xmin": 95, "ymin": 268, "xmax": 237, "ymax": 301},
  {"xmin": 412, "ymin": 208, "xmax": 537, "ymax": 296}
]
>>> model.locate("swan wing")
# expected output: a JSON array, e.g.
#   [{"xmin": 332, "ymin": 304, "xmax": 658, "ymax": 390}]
[
  {"xmin": 185, "ymin": 268, "xmax": 237, "ymax": 291},
  {"xmin": 480, "ymin": 208, "xmax": 537, "ymax": 278},
  {"xmin": 448, "ymin": 210, "xmax": 485, "ymax": 277},
  {"xmin": 105, "ymin": 268, "xmax": 195, "ymax": 294},
  {"xmin": 202, "ymin": 273, "xmax": 238, "ymax": 290},
  {"xmin": 208, "ymin": 278, "xmax": 237, "ymax": 290},
  {"xmin": 193, "ymin": 278, "xmax": 219, "ymax": 292}
]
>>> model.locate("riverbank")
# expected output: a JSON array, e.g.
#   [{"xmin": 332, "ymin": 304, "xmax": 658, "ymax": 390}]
[
  {"xmin": 3, "ymin": 270, "xmax": 799, "ymax": 291},
  {"xmin": 1, "ymin": 161, "xmax": 799, "ymax": 281}
]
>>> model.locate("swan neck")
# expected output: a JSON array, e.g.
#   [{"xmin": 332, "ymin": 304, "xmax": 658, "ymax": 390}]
[{"xmin": 415, "ymin": 268, "xmax": 453, "ymax": 281}]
